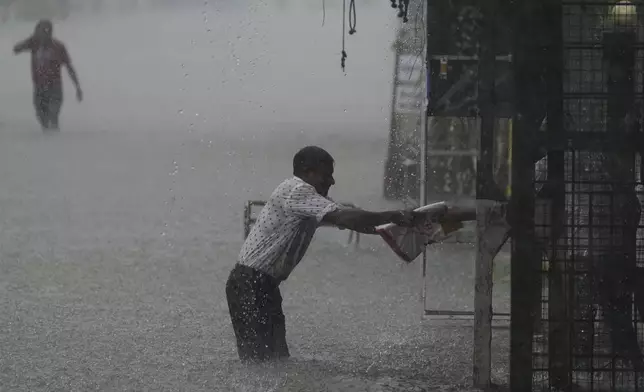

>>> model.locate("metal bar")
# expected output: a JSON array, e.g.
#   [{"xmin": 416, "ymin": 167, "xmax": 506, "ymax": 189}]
[
  {"xmin": 421, "ymin": 11, "xmax": 429, "ymax": 292},
  {"xmin": 565, "ymin": 43, "xmax": 644, "ymax": 49},
  {"xmin": 510, "ymin": 0, "xmax": 542, "ymax": 388},
  {"xmin": 384, "ymin": 24, "xmax": 405, "ymax": 200},
  {"xmin": 426, "ymin": 149, "xmax": 478, "ymax": 157},
  {"xmin": 544, "ymin": 0, "xmax": 567, "ymax": 385},
  {"xmin": 533, "ymin": 132, "xmax": 644, "ymax": 152},
  {"xmin": 562, "ymin": 92, "xmax": 644, "ymax": 98},
  {"xmin": 472, "ymin": 0, "xmax": 498, "ymax": 387},
  {"xmin": 561, "ymin": 1, "xmax": 638, "ymax": 5},
  {"xmin": 426, "ymin": 309, "xmax": 511, "ymax": 317},
  {"xmin": 430, "ymin": 54, "xmax": 513, "ymax": 62}
]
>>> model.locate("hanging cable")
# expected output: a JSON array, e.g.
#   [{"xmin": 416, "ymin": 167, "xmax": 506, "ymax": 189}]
[
  {"xmin": 348, "ymin": 0, "xmax": 357, "ymax": 35},
  {"xmin": 341, "ymin": 0, "xmax": 347, "ymax": 71},
  {"xmin": 321, "ymin": 0, "xmax": 326, "ymax": 27}
]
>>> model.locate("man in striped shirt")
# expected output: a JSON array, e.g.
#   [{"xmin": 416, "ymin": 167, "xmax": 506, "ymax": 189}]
[{"xmin": 226, "ymin": 146, "xmax": 422, "ymax": 362}]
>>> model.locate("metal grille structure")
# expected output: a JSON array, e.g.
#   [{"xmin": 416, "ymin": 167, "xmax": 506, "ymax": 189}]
[{"xmin": 511, "ymin": 0, "xmax": 644, "ymax": 390}]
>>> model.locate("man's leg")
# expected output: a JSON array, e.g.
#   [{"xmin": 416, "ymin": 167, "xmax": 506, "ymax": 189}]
[
  {"xmin": 226, "ymin": 266, "xmax": 263, "ymax": 362},
  {"xmin": 226, "ymin": 265, "xmax": 286, "ymax": 362},
  {"xmin": 266, "ymin": 286, "xmax": 289, "ymax": 359},
  {"xmin": 33, "ymin": 89, "xmax": 49, "ymax": 129},
  {"xmin": 47, "ymin": 85, "xmax": 63, "ymax": 130},
  {"xmin": 252, "ymin": 274, "xmax": 289, "ymax": 360}
]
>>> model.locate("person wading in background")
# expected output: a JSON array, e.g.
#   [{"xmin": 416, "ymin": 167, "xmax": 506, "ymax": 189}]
[
  {"xmin": 13, "ymin": 19, "xmax": 83, "ymax": 131},
  {"xmin": 226, "ymin": 145, "xmax": 428, "ymax": 362}
]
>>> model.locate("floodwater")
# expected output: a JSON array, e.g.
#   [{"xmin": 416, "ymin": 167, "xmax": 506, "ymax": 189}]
[{"xmin": 0, "ymin": 2, "xmax": 508, "ymax": 391}]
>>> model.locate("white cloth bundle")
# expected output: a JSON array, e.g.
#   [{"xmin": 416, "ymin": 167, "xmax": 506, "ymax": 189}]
[
  {"xmin": 376, "ymin": 200, "xmax": 510, "ymax": 263},
  {"xmin": 375, "ymin": 202, "xmax": 462, "ymax": 262}
]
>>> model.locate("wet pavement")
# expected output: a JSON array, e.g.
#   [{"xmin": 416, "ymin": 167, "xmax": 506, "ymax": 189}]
[{"xmin": 0, "ymin": 4, "xmax": 509, "ymax": 391}]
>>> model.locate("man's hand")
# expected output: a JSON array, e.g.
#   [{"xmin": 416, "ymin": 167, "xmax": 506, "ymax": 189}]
[
  {"xmin": 390, "ymin": 210, "xmax": 423, "ymax": 227},
  {"xmin": 76, "ymin": 87, "xmax": 83, "ymax": 102},
  {"xmin": 353, "ymin": 226, "xmax": 377, "ymax": 235},
  {"xmin": 13, "ymin": 38, "xmax": 32, "ymax": 55}
]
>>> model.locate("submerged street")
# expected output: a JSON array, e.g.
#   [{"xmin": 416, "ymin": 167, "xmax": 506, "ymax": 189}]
[{"xmin": 0, "ymin": 3, "xmax": 509, "ymax": 390}]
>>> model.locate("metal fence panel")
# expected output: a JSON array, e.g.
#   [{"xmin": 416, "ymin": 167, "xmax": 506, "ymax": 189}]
[{"xmin": 512, "ymin": 0, "xmax": 644, "ymax": 390}]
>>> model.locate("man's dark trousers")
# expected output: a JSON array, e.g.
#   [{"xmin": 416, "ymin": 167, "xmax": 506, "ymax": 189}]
[
  {"xmin": 226, "ymin": 264, "xmax": 290, "ymax": 362},
  {"xmin": 34, "ymin": 83, "xmax": 63, "ymax": 129}
]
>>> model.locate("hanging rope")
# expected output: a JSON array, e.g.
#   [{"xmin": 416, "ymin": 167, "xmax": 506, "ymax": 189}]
[
  {"xmin": 348, "ymin": 0, "xmax": 357, "ymax": 35},
  {"xmin": 402, "ymin": 0, "xmax": 410, "ymax": 22},
  {"xmin": 391, "ymin": 0, "xmax": 410, "ymax": 22},
  {"xmin": 340, "ymin": 0, "xmax": 357, "ymax": 71}
]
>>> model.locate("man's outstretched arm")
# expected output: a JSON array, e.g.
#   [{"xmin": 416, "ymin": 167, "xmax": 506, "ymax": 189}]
[
  {"xmin": 318, "ymin": 202, "xmax": 379, "ymax": 234},
  {"xmin": 61, "ymin": 45, "xmax": 83, "ymax": 100},
  {"xmin": 66, "ymin": 62, "xmax": 81, "ymax": 93},
  {"xmin": 323, "ymin": 208, "xmax": 417, "ymax": 233},
  {"xmin": 284, "ymin": 184, "xmax": 417, "ymax": 234},
  {"xmin": 13, "ymin": 38, "xmax": 32, "ymax": 54}
]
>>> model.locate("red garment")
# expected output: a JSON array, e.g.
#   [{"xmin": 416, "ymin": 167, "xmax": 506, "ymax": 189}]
[{"xmin": 24, "ymin": 38, "xmax": 70, "ymax": 87}]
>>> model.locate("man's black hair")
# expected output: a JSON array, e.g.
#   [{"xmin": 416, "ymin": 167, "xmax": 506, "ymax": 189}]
[
  {"xmin": 293, "ymin": 146, "xmax": 334, "ymax": 176},
  {"xmin": 35, "ymin": 19, "xmax": 53, "ymax": 32}
]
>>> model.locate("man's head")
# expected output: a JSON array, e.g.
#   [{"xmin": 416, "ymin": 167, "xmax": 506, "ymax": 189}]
[
  {"xmin": 293, "ymin": 146, "xmax": 335, "ymax": 197},
  {"xmin": 34, "ymin": 19, "xmax": 53, "ymax": 42}
]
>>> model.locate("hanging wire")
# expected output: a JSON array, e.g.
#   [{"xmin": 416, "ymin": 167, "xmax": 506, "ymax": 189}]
[
  {"xmin": 321, "ymin": 0, "xmax": 326, "ymax": 27},
  {"xmin": 341, "ymin": 0, "xmax": 347, "ymax": 71}
]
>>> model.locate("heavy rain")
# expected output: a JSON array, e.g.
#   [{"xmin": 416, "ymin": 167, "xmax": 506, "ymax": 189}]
[{"xmin": 0, "ymin": 1, "xmax": 511, "ymax": 391}]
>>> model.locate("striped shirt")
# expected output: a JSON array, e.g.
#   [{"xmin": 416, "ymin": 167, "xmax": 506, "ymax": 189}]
[{"xmin": 238, "ymin": 177, "xmax": 340, "ymax": 282}]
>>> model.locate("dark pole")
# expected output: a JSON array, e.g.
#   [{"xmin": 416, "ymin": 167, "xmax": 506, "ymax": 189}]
[
  {"xmin": 475, "ymin": 0, "xmax": 497, "ymax": 201},
  {"xmin": 472, "ymin": 0, "xmax": 497, "ymax": 387},
  {"xmin": 510, "ymin": 0, "xmax": 541, "ymax": 389},
  {"xmin": 541, "ymin": 0, "xmax": 569, "ymax": 386}
]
